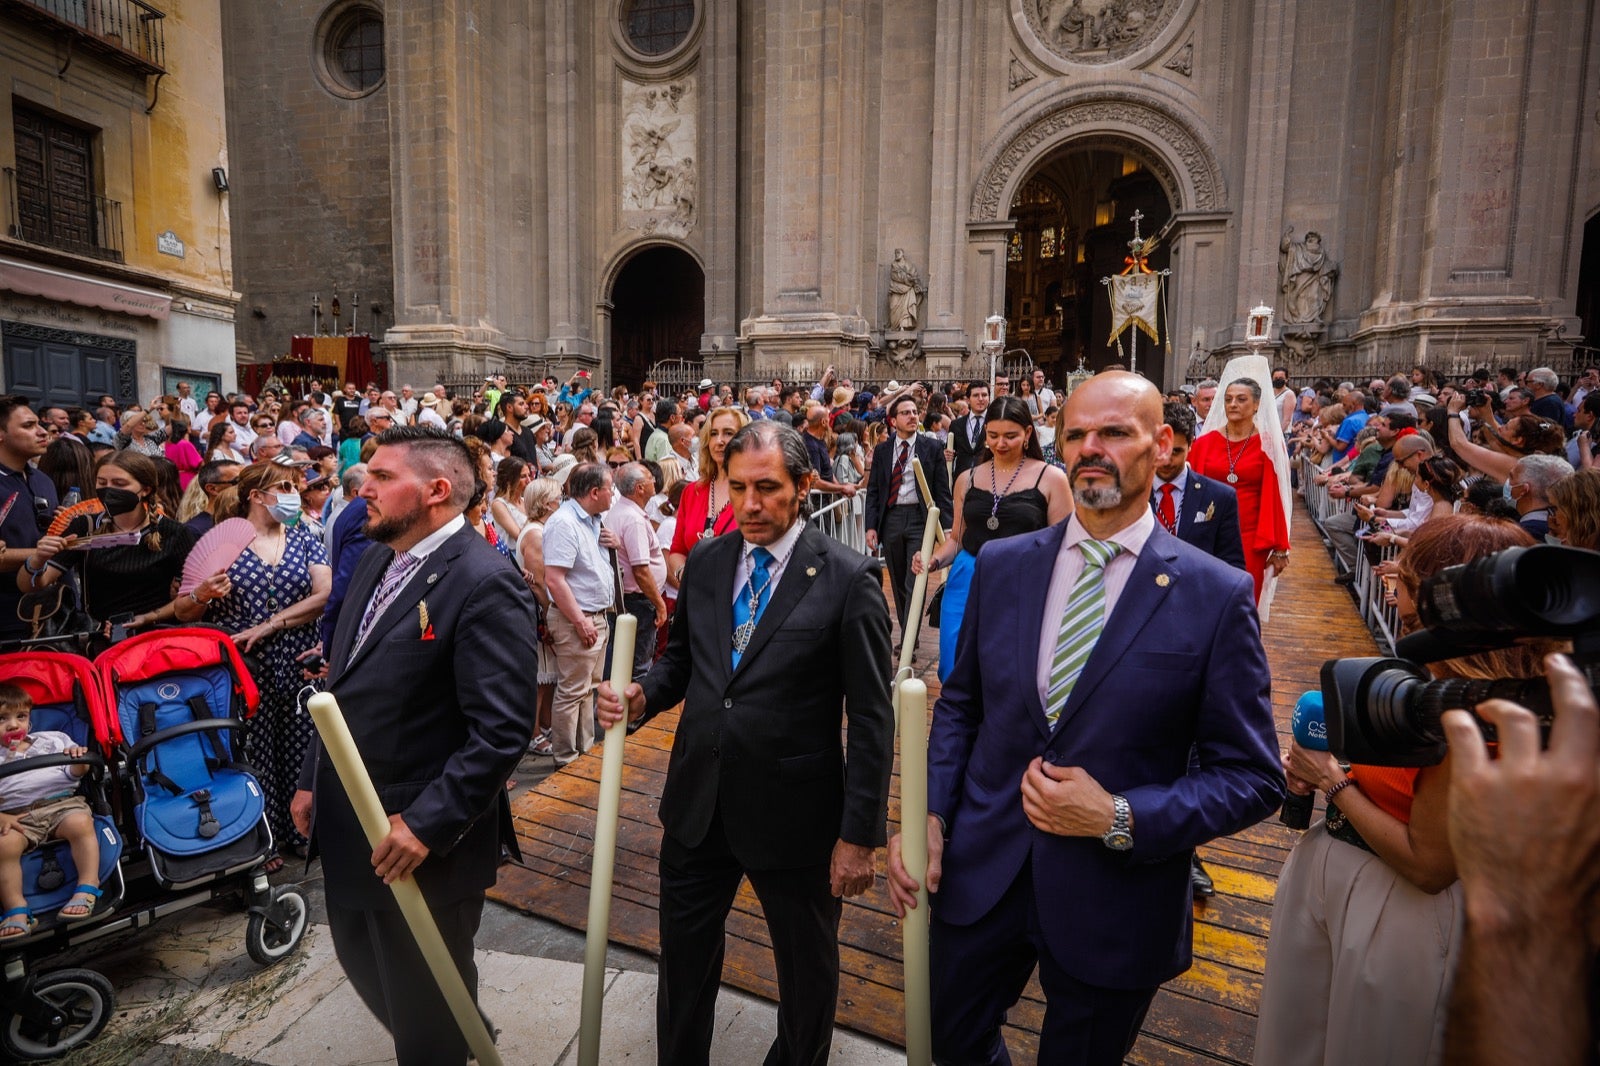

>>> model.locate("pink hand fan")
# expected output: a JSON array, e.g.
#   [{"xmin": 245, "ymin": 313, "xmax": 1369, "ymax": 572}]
[{"xmin": 179, "ymin": 517, "xmax": 258, "ymax": 596}]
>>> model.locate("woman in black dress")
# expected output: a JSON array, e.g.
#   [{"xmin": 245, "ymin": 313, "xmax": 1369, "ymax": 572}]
[
  {"xmin": 912, "ymin": 396, "xmax": 1073, "ymax": 682},
  {"xmin": 19, "ymin": 450, "xmax": 197, "ymax": 630}
]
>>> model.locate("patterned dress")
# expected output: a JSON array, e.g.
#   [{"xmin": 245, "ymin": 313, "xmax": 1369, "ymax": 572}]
[{"xmin": 206, "ymin": 525, "xmax": 329, "ymax": 853}]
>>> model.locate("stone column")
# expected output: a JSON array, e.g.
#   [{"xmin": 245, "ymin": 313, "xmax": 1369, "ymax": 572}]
[
  {"xmin": 381, "ymin": 0, "xmax": 509, "ymax": 382},
  {"xmin": 1233, "ymin": 0, "xmax": 1299, "ymax": 344},
  {"xmin": 699, "ymin": 2, "xmax": 739, "ymax": 363},
  {"xmin": 953, "ymin": 220, "xmax": 1014, "ymax": 379},
  {"xmin": 922, "ymin": 0, "xmax": 977, "ymax": 365},
  {"xmin": 544, "ymin": 0, "xmax": 597, "ymax": 371},
  {"xmin": 741, "ymin": 0, "xmax": 873, "ymax": 375}
]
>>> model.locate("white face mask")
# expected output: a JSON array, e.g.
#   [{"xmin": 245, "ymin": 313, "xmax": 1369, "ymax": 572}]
[{"xmin": 266, "ymin": 490, "xmax": 301, "ymax": 525}]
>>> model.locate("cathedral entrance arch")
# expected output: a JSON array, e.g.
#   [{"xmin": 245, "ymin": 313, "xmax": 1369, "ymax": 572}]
[
  {"xmin": 970, "ymin": 90, "xmax": 1227, "ymax": 392},
  {"xmin": 606, "ymin": 244, "xmax": 704, "ymax": 391}
]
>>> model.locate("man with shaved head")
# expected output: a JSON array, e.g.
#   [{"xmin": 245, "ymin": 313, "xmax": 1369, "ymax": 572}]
[{"xmin": 887, "ymin": 372, "xmax": 1284, "ymax": 1063}]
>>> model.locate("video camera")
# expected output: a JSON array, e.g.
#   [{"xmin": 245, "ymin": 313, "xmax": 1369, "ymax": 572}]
[{"xmin": 1321, "ymin": 545, "xmax": 1600, "ymax": 767}]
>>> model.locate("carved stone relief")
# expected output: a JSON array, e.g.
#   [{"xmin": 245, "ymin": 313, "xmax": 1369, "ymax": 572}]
[
  {"xmin": 969, "ymin": 92, "xmax": 1226, "ymax": 221},
  {"xmin": 1008, "ymin": 51, "xmax": 1037, "ymax": 91},
  {"xmin": 1023, "ymin": 0, "xmax": 1181, "ymax": 65},
  {"xmin": 1278, "ymin": 226, "xmax": 1340, "ymax": 362},
  {"xmin": 621, "ymin": 75, "xmax": 697, "ymax": 238},
  {"xmin": 1164, "ymin": 37, "xmax": 1193, "ymax": 77}
]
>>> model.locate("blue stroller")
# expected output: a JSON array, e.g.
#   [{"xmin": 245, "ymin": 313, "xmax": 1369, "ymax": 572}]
[{"xmin": 0, "ymin": 633, "xmax": 308, "ymax": 1061}]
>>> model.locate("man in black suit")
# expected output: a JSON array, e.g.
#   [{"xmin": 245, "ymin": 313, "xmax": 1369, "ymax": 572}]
[
  {"xmin": 599, "ymin": 420, "xmax": 894, "ymax": 1066},
  {"xmin": 950, "ymin": 380, "xmax": 990, "ymax": 480},
  {"xmin": 1152, "ymin": 402, "xmax": 1246, "ymax": 898},
  {"xmin": 865, "ymin": 393, "xmax": 953, "ymax": 652},
  {"xmin": 292, "ymin": 426, "xmax": 537, "ymax": 1066}
]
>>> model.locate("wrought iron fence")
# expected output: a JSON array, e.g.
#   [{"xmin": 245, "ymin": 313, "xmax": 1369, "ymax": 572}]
[
  {"xmin": 1187, "ymin": 342, "xmax": 1590, "ymax": 391},
  {"xmin": 2, "ymin": 167, "xmax": 124, "ymax": 263}
]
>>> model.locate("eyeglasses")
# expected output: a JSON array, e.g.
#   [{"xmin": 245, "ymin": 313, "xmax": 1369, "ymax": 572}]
[{"xmin": 608, "ymin": 460, "xmax": 627, "ymax": 469}]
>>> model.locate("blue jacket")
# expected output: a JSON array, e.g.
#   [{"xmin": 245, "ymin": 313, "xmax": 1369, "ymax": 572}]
[
  {"xmin": 320, "ymin": 498, "xmax": 373, "ymax": 652},
  {"xmin": 927, "ymin": 519, "xmax": 1284, "ymax": 989}
]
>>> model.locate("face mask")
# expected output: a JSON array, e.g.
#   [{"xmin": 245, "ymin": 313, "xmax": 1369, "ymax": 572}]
[
  {"xmin": 1503, "ymin": 481, "xmax": 1518, "ymax": 503},
  {"xmin": 96, "ymin": 487, "xmax": 142, "ymax": 515},
  {"xmin": 267, "ymin": 491, "xmax": 301, "ymax": 525}
]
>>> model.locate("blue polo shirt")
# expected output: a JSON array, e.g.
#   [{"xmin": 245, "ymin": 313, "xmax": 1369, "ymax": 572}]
[
  {"xmin": 1333, "ymin": 410, "xmax": 1369, "ymax": 451},
  {"xmin": 0, "ymin": 461, "xmax": 59, "ymax": 640}
]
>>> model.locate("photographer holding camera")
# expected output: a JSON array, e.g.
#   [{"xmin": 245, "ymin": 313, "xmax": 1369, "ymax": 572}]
[{"xmin": 1255, "ymin": 514, "xmax": 1551, "ymax": 1066}]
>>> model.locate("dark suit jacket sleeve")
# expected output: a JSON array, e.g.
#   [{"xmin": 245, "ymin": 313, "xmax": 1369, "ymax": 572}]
[
  {"xmin": 837, "ymin": 554, "xmax": 895, "ymax": 847},
  {"xmin": 1120, "ymin": 572, "xmax": 1285, "ymax": 859},
  {"xmin": 1211, "ymin": 488, "xmax": 1247, "ymax": 572},
  {"xmin": 863, "ymin": 441, "xmax": 888, "ymax": 533},
  {"xmin": 402, "ymin": 563, "xmax": 540, "ymax": 854},
  {"xmin": 923, "ymin": 437, "xmax": 954, "ymax": 529},
  {"xmin": 320, "ymin": 508, "xmax": 373, "ymax": 652}
]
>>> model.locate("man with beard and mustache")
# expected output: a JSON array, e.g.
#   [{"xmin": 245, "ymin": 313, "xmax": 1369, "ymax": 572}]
[
  {"xmin": 886, "ymin": 372, "xmax": 1284, "ymax": 1064},
  {"xmin": 291, "ymin": 425, "xmax": 536, "ymax": 1066}
]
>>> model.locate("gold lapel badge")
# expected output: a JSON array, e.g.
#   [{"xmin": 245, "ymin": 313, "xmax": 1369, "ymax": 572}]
[
  {"xmin": 805, "ymin": 566, "xmax": 817, "ymax": 577},
  {"xmin": 1156, "ymin": 573, "xmax": 1171, "ymax": 588}
]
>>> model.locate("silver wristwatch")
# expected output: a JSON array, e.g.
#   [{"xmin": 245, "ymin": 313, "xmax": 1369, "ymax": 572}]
[{"xmin": 1101, "ymin": 794, "xmax": 1133, "ymax": 851}]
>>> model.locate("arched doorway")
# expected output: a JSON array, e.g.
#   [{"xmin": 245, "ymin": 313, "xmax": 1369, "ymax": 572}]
[
  {"xmin": 1004, "ymin": 150, "xmax": 1173, "ymax": 392},
  {"xmin": 609, "ymin": 245, "xmax": 704, "ymax": 390}
]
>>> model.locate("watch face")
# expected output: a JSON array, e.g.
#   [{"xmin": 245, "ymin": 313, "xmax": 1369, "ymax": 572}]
[{"xmin": 1104, "ymin": 831, "xmax": 1134, "ymax": 851}]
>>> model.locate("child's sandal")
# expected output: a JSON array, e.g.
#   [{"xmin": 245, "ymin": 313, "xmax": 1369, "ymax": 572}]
[
  {"xmin": 0, "ymin": 907, "xmax": 34, "ymax": 938},
  {"xmin": 58, "ymin": 885, "xmax": 100, "ymax": 921}
]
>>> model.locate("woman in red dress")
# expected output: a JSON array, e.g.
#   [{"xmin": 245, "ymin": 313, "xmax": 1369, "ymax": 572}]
[
  {"xmin": 1188, "ymin": 378, "xmax": 1291, "ymax": 600},
  {"xmin": 666, "ymin": 406, "xmax": 751, "ymax": 593}
]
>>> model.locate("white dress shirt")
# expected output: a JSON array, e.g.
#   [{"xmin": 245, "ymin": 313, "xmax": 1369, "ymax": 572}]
[
  {"xmin": 1152, "ymin": 464, "xmax": 1189, "ymax": 530},
  {"xmin": 1035, "ymin": 508, "xmax": 1157, "ymax": 709},
  {"xmin": 891, "ymin": 435, "xmax": 918, "ymax": 504},
  {"xmin": 731, "ymin": 518, "xmax": 805, "ymax": 607}
]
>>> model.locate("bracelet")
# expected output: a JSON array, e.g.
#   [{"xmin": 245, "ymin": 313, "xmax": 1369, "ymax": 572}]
[
  {"xmin": 22, "ymin": 556, "xmax": 45, "ymax": 577},
  {"xmin": 188, "ymin": 590, "xmax": 205, "ymax": 606},
  {"xmin": 1326, "ymin": 777, "xmax": 1354, "ymax": 802}
]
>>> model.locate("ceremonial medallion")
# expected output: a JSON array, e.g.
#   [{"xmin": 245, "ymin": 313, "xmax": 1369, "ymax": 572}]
[{"xmin": 986, "ymin": 516, "xmax": 1001, "ymax": 530}]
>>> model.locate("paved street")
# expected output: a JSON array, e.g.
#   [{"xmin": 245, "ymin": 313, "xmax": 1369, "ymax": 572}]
[{"xmin": 41, "ymin": 751, "xmax": 900, "ymax": 1066}]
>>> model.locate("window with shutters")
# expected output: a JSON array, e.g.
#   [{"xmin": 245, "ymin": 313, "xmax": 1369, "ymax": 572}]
[{"xmin": 7, "ymin": 104, "xmax": 122, "ymax": 262}]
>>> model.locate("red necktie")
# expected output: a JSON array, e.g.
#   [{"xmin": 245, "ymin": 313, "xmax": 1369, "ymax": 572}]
[
  {"xmin": 889, "ymin": 441, "xmax": 911, "ymax": 498},
  {"xmin": 1157, "ymin": 484, "xmax": 1177, "ymax": 534}
]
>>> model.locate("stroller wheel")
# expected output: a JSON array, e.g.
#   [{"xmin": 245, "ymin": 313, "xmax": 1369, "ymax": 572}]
[
  {"xmin": 1, "ymin": 968, "xmax": 115, "ymax": 1061},
  {"xmin": 246, "ymin": 885, "xmax": 309, "ymax": 966}
]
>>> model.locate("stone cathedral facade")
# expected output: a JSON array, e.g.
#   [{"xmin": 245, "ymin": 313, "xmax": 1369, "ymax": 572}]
[{"xmin": 222, "ymin": 1, "xmax": 1600, "ymax": 394}]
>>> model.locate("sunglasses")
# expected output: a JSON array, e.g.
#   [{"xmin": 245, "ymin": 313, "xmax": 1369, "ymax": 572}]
[{"xmin": 607, "ymin": 460, "xmax": 627, "ymax": 469}]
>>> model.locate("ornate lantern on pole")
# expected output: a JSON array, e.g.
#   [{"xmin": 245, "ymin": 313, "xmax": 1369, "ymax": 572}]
[
  {"xmin": 1246, "ymin": 304, "xmax": 1275, "ymax": 352},
  {"xmin": 982, "ymin": 314, "xmax": 1006, "ymax": 394}
]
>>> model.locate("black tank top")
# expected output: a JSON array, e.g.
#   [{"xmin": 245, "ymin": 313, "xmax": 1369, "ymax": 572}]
[{"xmin": 961, "ymin": 464, "xmax": 1050, "ymax": 555}]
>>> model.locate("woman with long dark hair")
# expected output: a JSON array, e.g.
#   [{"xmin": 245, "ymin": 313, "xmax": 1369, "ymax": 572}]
[
  {"xmin": 912, "ymin": 396, "xmax": 1072, "ymax": 681},
  {"xmin": 38, "ymin": 437, "xmax": 95, "ymax": 500}
]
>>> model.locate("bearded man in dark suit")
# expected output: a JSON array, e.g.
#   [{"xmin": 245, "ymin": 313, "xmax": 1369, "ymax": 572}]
[{"xmin": 292, "ymin": 425, "xmax": 537, "ymax": 1066}]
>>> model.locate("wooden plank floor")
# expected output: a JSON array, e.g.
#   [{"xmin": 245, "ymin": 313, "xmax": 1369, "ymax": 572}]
[{"xmin": 489, "ymin": 500, "xmax": 1379, "ymax": 1062}]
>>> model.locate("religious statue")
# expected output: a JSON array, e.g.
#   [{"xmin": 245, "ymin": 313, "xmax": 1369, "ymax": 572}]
[
  {"xmin": 1278, "ymin": 227, "xmax": 1339, "ymax": 328},
  {"xmin": 886, "ymin": 249, "xmax": 926, "ymax": 332}
]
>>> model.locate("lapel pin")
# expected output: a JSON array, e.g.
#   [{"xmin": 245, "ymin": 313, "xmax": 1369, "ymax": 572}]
[
  {"xmin": 427, "ymin": 573, "xmax": 440, "ymax": 585},
  {"xmin": 1156, "ymin": 573, "xmax": 1171, "ymax": 587},
  {"xmin": 806, "ymin": 566, "xmax": 817, "ymax": 577}
]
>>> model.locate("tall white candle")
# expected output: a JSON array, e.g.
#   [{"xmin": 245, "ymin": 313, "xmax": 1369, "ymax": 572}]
[
  {"xmin": 579, "ymin": 612, "xmax": 637, "ymax": 1066},
  {"xmin": 899, "ymin": 677, "xmax": 932, "ymax": 1064},
  {"xmin": 305, "ymin": 693, "xmax": 503, "ymax": 1066}
]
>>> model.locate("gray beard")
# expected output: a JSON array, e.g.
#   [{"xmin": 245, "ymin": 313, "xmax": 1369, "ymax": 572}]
[{"xmin": 1073, "ymin": 484, "xmax": 1124, "ymax": 510}]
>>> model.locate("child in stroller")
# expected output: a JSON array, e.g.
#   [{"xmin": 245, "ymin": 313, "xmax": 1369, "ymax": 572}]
[{"xmin": 0, "ymin": 683, "xmax": 99, "ymax": 937}]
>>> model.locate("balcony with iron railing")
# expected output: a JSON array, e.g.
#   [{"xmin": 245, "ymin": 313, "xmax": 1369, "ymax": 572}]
[
  {"xmin": 2, "ymin": 168, "xmax": 126, "ymax": 265},
  {"xmin": 1, "ymin": 0, "xmax": 166, "ymax": 76}
]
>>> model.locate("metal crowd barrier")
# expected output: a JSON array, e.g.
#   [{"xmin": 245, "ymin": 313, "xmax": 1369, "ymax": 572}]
[
  {"xmin": 809, "ymin": 490, "xmax": 867, "ymax": 554},
  {"xmin": 1298, "ymin": 454, "xmax": 1398, "ymax": 654}
]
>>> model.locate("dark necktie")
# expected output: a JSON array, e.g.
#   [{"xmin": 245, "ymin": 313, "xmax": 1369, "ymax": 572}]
[{"xmin": 889, "ymin": 441, "xmax": 911, "ymax": 499}]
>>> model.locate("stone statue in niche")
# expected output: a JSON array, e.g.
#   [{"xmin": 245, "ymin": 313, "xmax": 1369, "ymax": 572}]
[
  {"xmin": 886, "ymin": 249, "xmax": 926, "ymax": 331},
  {"xmin": 1278, "ymin": 227, "xmax": 1340, "ymax": 361}
]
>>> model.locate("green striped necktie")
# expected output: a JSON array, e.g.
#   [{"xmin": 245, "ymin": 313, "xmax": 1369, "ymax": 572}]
[{"xmin": 1045, "ymin": 539, "xmax": 1124, "ymax": 725}]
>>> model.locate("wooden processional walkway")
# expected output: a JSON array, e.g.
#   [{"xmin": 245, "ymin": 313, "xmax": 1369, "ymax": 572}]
[{"xmin": 488, "ymin": 500, "xmax": 1381, "ymax": 1063}]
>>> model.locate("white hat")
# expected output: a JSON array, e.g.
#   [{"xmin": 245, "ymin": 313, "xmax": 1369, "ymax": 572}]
[
  {"xmin": 698, "ymin": 378, "xmax": 713, "ymax": 390},
  {"xmin": 522, "ymin": 414, "xmax": 549, "ymax": 432},
  {"xmin": 885, "ymin": 380, "xmax": 903, "ymax": 392},
  {"xmin": 419, "ymin": 393, "xmax": 439, "ymax": 407},
  {"xmin": 549, "ymin": 453, "xmax": 578, "ymax": 487}
]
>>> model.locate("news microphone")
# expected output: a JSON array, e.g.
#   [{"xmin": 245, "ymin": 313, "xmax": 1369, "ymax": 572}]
[{"xmin": 1279, "ymin": 690, "xmax": 1327, "ymax": 829}]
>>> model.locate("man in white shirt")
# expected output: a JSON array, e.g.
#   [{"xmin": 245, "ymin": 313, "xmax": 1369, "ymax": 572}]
[
  {"xmin": 416, "ymin": 393, "xmax": 448, "ymax": 430},
  {"xmin": 175, "ymin": 381, "xmax": 201, "ymax": 421},
  {"xmin": 397, "ymin": 385, "xmax": 420, "ymax": 424},
  {"xmin": 606, "ymin": 463, "xmax": 668, "ymax": 681},
  {"xmin": 228, "ymin": 400, "xmax": 258, "ymax": 450},
  {"xmin": 542, "ymin": 462, "xmax": 619, "ymax": 765}
]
